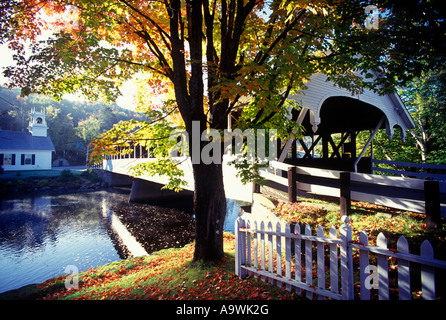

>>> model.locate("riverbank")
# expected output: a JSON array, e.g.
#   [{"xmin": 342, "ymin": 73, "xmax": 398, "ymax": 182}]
[
  {"xmin": 0, "ymin": 169, "xmax": 106, "ymax": 197},
  {"xmin": 0, "ymin": 233, "xmax": 301, "ymax": 300}
]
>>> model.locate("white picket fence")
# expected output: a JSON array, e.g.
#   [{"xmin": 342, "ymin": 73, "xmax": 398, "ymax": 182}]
[{"xmin": 235, "ymin": 216, "xmax": 446, "ymax": 300}]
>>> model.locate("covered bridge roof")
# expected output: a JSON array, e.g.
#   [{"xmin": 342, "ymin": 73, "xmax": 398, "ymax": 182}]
[{"xmin": 288, "ymin": 73, "xmax": 415, "ymax": 140}]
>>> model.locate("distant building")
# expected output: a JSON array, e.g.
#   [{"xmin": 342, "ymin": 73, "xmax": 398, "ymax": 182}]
[
  {"xmin": 0, "ymin": 107, "xmax": 55, "ymax": 171},
  {"xmin": 52, "ymin": 158, "xmax": 70, "ymax": 167}
]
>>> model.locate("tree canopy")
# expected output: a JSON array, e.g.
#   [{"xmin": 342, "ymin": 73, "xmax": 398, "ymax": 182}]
[{"xmin": 1, "ymin": 0, "xmax": 444, "ymax": 261}]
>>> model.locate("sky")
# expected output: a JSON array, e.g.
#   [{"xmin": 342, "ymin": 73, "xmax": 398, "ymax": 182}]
[{"xmin": 0, "ymin": 42, "xmax": 139, "ymax": 111}]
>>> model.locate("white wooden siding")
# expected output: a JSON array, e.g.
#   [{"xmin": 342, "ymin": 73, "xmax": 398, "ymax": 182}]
[{"xmin": 288, "ymin": 73, "xmax": 414, "ymax": 138}]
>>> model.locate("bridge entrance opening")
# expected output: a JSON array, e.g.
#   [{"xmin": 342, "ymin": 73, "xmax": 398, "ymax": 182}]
[{"xmin": 282, "ymin": 96, "xmax": 389, "ymax": 173}]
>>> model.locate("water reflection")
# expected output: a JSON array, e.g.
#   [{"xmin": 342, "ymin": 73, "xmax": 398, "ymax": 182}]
[
  {"xmin": 224, "ymin": 198, "xmax": 250, "ymax": 233},
  {"xmin": 101, "ymin": 198, "xmax": 148, "ymax": 257},
  {"xmin": 0, "ymin": 192, "xmax": 127, "ymax": 294},
  {"xmin": 0, "ymin": 189, "xmax": 247, "ymax": 294}
]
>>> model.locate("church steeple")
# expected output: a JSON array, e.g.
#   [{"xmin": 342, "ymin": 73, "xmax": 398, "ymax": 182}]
[{"xmin": 28, "ymin": 107, "xmax": 49, "ymax": 137}]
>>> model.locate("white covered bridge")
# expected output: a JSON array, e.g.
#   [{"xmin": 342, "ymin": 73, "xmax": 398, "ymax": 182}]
[{"xmin": 98, "ymin": 73, "xmax": 445, "ymax": 223}]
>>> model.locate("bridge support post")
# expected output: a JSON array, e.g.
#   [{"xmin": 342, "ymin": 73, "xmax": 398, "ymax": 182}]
[
  {"xmin": 425, "ymin": 180, "xmax": 441, "ymax": 229},
  {"xmin": 288, "ymin": 167, "xmax": 297, "ymax": 203},
  {"xmin": 340, "ymin": 172, "xmax": 351, "ymax": 216}
]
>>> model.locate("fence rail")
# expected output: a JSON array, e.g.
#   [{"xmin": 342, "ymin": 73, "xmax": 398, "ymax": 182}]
[
  {"xmin": 260, "ymin": 161, "xmax": 446, "ymax": 226},
  {"xmin": 235, "ymin": 216, "xmax": 446, "ymax": 300},
  {"xmin": 372, "ymin": 159, "xmax": 446, "ymax": 180}
]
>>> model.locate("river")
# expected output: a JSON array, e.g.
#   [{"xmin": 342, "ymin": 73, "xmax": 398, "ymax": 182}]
[{"xmin": 0, "ymin": 189, "xmax": 248, "ymax": 294}]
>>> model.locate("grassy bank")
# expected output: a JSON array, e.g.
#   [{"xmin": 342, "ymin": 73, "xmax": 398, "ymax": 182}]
[
  {"xmin": 0, "ymin": 169, "xmax": 104, "ymax": 196},
  {"xmin": 0, "ymin": 233, "xmax": 302, "ymax": 300}
]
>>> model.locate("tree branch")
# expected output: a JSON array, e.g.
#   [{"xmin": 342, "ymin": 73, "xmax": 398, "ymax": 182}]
[{"xmin": 255, "ymin": 9, "xmax": 307, "ymax": 66}]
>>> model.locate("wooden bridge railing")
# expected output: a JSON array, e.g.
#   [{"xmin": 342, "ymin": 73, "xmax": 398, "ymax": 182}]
[
  {"xmin": 372, "ymin": 159, "xmax": 446, "ymax": 180},
  {"xmin": 260, "ymin": 161, "xmax": 445, "ymax": 228}
]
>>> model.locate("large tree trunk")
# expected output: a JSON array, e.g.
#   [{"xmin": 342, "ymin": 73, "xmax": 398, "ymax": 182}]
[
  {"xmin": 192, "ymin": 161, "xmax": 227, "ymax": 261},
  {"xmin": 169, "ymin": 0, "xmax": 229, "ymax": 261}
]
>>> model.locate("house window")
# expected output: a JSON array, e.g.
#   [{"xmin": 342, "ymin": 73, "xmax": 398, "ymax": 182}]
[
  {"xmin": 0, "ymin": 153, "xmax": 15, "ymax": 166},
  {"xmin": 3, "ymin": 154, "xmax": 16, "ymax": 165},
  {"xmin": 0, "ymin": 154, "xmax": 16, "ymax": 166},
  {"xmin": 21, "ymin": 154, "xmax": 36, "ymax": 165}
]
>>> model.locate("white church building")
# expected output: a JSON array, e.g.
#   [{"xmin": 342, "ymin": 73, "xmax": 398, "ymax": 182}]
[{"xmin": 0, "ymin": 107, "xmax": 55, "ymax": 171}]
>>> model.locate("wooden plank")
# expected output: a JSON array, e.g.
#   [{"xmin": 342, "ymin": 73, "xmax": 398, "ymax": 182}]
[
  {"xmin": 298, "ymin": 182, "xmax": 340, "ymax": 197},
  {"xmin": 285, "ymin": 223, "xmax": 292, "ymax": 292},
  {"xmin": 260, "ymin": 170, "xmax": 288, "ymax": 186},
  {"xmin": 246, "ymin": 219, "xmax": 252, "ymax": 269},
  {"xmin": 425, "ymin": 180, "xmax": 441, "ymax": 229},
  {"xmin": 377, "ymin": 233, "xmax": 390, "ymax": 300},
  {"xmin": 397, "ymin": 236, "xmax": 411, "ymax": 300},
  {"xmin": 340, "ymin": 172, "xmax": 351, "ymax": 216},
  {"xmin": 242, "ymin": 228, "xmax": 342, "ymax": 244},
  {"xmin": 317, "ymin": 225, "xmax": 325, "ymax": 300},
  {"xmin": 372, "ymin": 158, "xmax": 446, "ymax": 170},
  {"xmin": 276, "ymin": 221, "xmax": 283, "ymax": 288},
  {"xmin": 241, "ymin": 266, "xmax": 342, "ymax": 300},
  {"xmin": 340, "ymin": 216, "xmax": 354, "ymax": 300},
  {"xmin": 351, "ymin": 172, "xmax": 425, "ymax": 190},
  {"xmin": 295, "ymin": 166, "xmax": 341, "ymax": 179},
  {"xmin": 359, "ymin": 231, "xmax": 370, "ymax": 300},
  {"xmin": 305, "ymin": 224, "xmax": 313, "ymax": 300},
  {"xmin": 260, "ymin": 221, "xmax": 266, "ymax": 282},
  {"xmin": 253, "ymin": 220, "xmax": 259, "ymax": 278},
  {"xmin": 421, "ymin": 240, "xmax": 436, "ymax": 300},
  {"xmin": 235, "ymin": 218, "xmax": 245, "ymax": 278},
  {"xmin": 269, "ymin": 160, "xmax": 294, "ymax": 171},
  {"xmin": 288, "ymin": 167, "xmax": 297, "ymax": 202},
  {"xmin": 329, "ymin": 226, "xmax": 338, "ymax": 295},
  {"xmin": 372, "ymin": 167, "xmax": 446, "ymax": 180},
  {"xmin": 351, "ymin": 191, "xmax": 426, "ymax": 214},
  {"xmin": 349, "ymin": 243, "xmax": 446, "ymax": 269},
  {"xmin": 294, "ymin": 223, "xmax": 302, "ymax": 295},
  {"xmin": 267, "ymin": 221, "xmax": 274, "ymax": 285}
]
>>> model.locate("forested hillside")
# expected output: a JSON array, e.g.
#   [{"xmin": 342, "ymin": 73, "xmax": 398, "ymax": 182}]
[{"xmin": 0, "ymin": 86, "xmax": 145, "ymax": 165}]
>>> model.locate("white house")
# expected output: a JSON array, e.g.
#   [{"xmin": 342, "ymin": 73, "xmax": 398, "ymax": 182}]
[{"xmin": 0, "ymin": 107, "xmax": 55, "ymax": 171}]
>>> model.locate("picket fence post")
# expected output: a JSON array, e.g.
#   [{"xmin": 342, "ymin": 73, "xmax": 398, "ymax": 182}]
[
  {"xmin": 317, "ymin": 225, "xmax": 325, "ymax": 300},
  {"xmin": 235, "ymin": 217, "xmax": 241, "ymax": 277},
  {"xmin": 305, "ymin": 224, "xmax": 313, "ymax": 300},
  {"xmin": 377, "ymin": 233, "xmax": 390, "ymax": 300},
  {"xmin": 397, "ymin": 236, "xmax": 411, "ymax": 300},
  {"xmin": 235, "ymin": 217, "xmax": 247, "ymax": 279},
  {"xmin": 253, "ymin": 220, "xmax": 259, "ymax": 279},
  {"xmin": 276, "ymin": 221, "xmax": 283, "ymax": 288},
  {"xmin": 260, "ymin": 221, "xmax": 266, "ymax": 282},
  {"xmin": 329, "ymin": 226, "xmax": 338, "ymax": 295},
  {"xmin": 294, "ymin": 223, "xmax": 302, "ymax": 295},
  {"xmin": 285, "ymin": 222, "xmax": 292, "ymax": 292},
  {"xmin": 340, "ymin": 215, "xmax": 354, "ymax": 300},
  {"xmin": 267, "ymin": 221, "xmax": 274, "ymax": 285},
  {"xmin": 359, "ymin": 230, "xmax": 370, "ymax": 300},
  {"xmin": 421, "ymin": 240, "xmax": 436, "ymax": 299}
]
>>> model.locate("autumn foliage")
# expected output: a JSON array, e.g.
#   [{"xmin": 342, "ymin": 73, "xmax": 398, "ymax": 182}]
[
  {"xmin": 2, "ymin": 0, "xmax": 445, "ymax": 262},
  {"xmin": 26, "ymin": 234, "xmax": 300, "ymax": 300}
]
